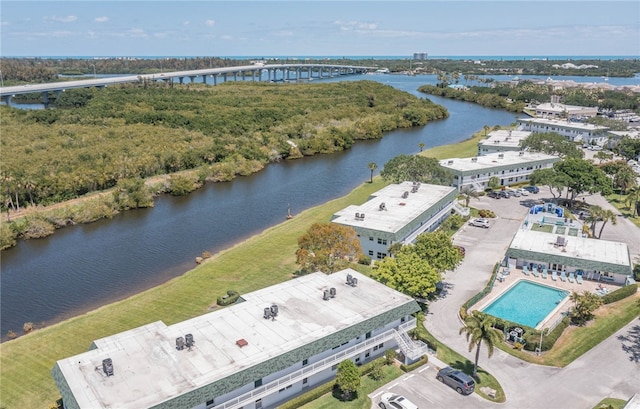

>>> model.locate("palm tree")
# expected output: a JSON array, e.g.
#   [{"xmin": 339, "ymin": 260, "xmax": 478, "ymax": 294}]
[
  {"xmin": 596, "ymin": 209, "xmax": 617, "ymax": 239},
  {"xmin": 459, "ymin": 312, "xmax": 502, "ymax": 377},
  {"xmin": 418, "ymin": 143, "xmax": 425, "ymax": 152},
  {"xmin": 368, "ymin": 162, "xmax": 378, "ymax": 183},
  {"xmin": 460, "ymin": 186, "xmax": 478, "ymax": 207},
  {"xmin": 625, "ymin": 189, "xmax": 640, "ymax": 217},
  {"xmin": 483, "ymin": 125, "xmax": 491, "ymax": 136}
]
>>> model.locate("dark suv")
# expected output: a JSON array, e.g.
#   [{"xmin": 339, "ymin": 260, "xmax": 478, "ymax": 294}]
[
  {"xmin": 523, "ymin": 185, "xmax": 539, "ymax": 194},
  {"xmin": 437, "ymin": 367, "xmax": 475, "ymax": 395},
  {"xmin": 487, "ymin": 191, "xmax": 500, "ymax": 199}
]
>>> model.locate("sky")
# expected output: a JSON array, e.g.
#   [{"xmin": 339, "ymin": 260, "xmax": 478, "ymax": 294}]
[{"xmin": 1, "ymin": 1, "xmax": 639, "ymax": 58}]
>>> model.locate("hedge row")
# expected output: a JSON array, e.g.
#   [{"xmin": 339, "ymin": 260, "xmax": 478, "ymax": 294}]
[
  {"xmin": 400, "ymin": 355, "xmax": 428, "ymax": 372},
  {"xmin": 277, "ymin": 380, "xmax": 336, "ymax": 409},
  {"xmin": 217, "ymin": 290, "xmax": 240, "ymax": 306},
  {"xmin": 522, "ymin": 316, "xmax": 571, "ymax": 352},
  {"xmin": 602, "ymin": 284, "xmax": 637, "ymax": 304}
]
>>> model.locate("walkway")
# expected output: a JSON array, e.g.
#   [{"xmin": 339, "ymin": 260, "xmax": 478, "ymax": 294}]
[{"xmin": 423, "ymin": 193, "xmax": 639, "ymax": 408}]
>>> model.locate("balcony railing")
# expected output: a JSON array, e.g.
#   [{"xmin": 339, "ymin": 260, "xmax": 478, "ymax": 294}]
[{"xmin": 212, "ymin": 319, "xmax": 417, "ymax": 409}]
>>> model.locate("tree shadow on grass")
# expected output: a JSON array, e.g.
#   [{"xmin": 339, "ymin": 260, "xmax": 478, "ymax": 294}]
[
  {"xmin": 331, "ymin": 386, "xmax": 359, "ymax": 402},
  {"xmin": 450, "ymin": 359, "xmax": 490, "ymax": 384}
]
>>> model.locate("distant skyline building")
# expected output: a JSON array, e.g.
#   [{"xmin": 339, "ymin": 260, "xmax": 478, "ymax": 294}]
[{"xmin": 412, "ymin": 52, "xmax": 428, "ymax": 60}]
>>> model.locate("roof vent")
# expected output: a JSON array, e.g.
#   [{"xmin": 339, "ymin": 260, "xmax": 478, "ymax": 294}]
[
  {"xmin": 498, "ymin": 153, "xmax": 504, "ymax": 159},
  {"xmin": 379, "ymin": 202, "xmax": 387, "ymax": 211},
  {"xmin": 519, "ymin": 151, "xmax": 524, "ymax": 156},
  {"xmin": 102, "ymin": 358, "xmax": 114, "ymax": 377},
  {"xmin": 176, "ymin": 337, "xmax": 185, "ymax": 351},
  {"xmin": 264, "ymin": 304, "xmax": 278, "ymax": 320},
  {"xmin": 355, "ymin": 212, "xmax": 365, "ymax": 221},
  {"xmin": 346, "ymin": 274, "xmax": 358, "ymax": 287},
  {"xmin": 471, "ymin": 157, "xmax": 478, "ymax": 162},
  {"xmin": 330, "ymin": 287, "xmax": 337, "ymax": 297},
  {"xmin": 185, "ymin": 334, "xmax": 195, "ymax": 349},
  {"xmin": 402, "ymin": 191, "xmax": 409, "ymax": 199},
  {"xmin": 236, "ymin": 339, "xmax": 248, "ymax": 348}
]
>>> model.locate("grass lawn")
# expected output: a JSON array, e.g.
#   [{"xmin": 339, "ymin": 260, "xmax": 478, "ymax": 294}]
[
  {"xmin": 300, "ymin": 365, "xmax": 404, "ymax": 409},
  {"xmin": 605, "ymin": 193, "xmax": 640, "ymax": 229},
  {"xmin": 496, "ymin": 291, "xmax": 640, "ymax": 367},
  {"xmin": 592, "ymin": 397, "xmax": 628, "ymax": 409},
  {"xmin": 419, "ymin": 129, "xmax": 489, "ymax": 160}
]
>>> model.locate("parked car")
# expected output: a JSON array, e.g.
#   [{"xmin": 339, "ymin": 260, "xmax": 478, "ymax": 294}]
[
  {"xmin": 469, "ymin": 218, "xmax": 490, "ymax": 228},
  {"xmin": 379, "ymin": 393, "xmax": 419, "ymax": 409},
  {"xmin": 499, "ymin": 190, "xmax": 510, "ymax": 198},
  {"xmin": 523, "ymin": 185, "xmax": 539, "ymax": 194},
  {"xmin": 509, "ymin": 189, "xmax": 521, "ymax": 197},
  {"xmin": 437, "ymin": 367, "xmax": 476, "ymax": 395},
  {"xmin": 518, "ymin": 188, "xmax": 529, "ymax": 196},
  {"xmin": 487, "ymin": 191, "xmax": 501, "ymax": 199}
]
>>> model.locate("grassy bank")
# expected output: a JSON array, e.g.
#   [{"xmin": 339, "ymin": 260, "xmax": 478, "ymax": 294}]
[{"xmin": 0, "ymin": 132, "xmax": 489, "ymax": 408}]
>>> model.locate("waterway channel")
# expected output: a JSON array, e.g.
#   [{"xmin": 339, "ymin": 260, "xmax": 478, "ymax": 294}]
[{"xmin": 0, "ymin": 73, "xmax": 594, "ymax": 338}]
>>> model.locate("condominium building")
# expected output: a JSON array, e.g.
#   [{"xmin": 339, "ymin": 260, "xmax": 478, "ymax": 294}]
[
  {"xmin": 331, "ymin": 182, "xmax": 460, "ymax": 260},
  {"xmin": 477, "ymin": 130, "xmax": 532, "ymax": 156},
  {"xmin": 440, "ymin": 151, "xmax": 559, "ymax": 191},
  {"xmin": 52, "ymin": 270, "xmax": 426, "ymax": 409},
  {"xmin": 531, "ymin": 102, "xmax": 598, "ymax": 120},
  {"xmin": 516, "ymin": 118, "xmax": 609, "ymax": 145}
]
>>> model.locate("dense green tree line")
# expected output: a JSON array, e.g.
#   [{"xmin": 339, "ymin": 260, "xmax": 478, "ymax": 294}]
[
  {"xmin": 0, "ymin": 80, "xmax": 448, "ymax": 212},
  {"xmin": 417, "ymin": 80, "xmax": 640, "ymax": 114}
]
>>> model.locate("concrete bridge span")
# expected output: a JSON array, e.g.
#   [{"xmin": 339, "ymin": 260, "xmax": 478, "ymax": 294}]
[{"xmin": 0, "ymin": 63, "xmax": 376, "ymax": 105}]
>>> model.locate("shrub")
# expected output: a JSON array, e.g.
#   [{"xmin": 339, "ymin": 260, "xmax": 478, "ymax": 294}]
[
  {"xmin": 368, "ymin": 360, "xmax": 384, "ymax": 380},
  {"xmin": 384, "ymin": 349, "xmax": 398, "ymax": 365},
  {"xmin": 216, "ymin": 290, "xmax": 240, "ymax": 306},
  {"xmin": 400, "ymin": 355, "xmax": 428, "ymax": 372},
  {"xmin": 602, "ymin": 284, "xmax": 638, "ymax": 304},
  {"xmin": 358, "ymin": 255, "xmax": 372, "ymax": 266},
  {"xmin": 23, "ymin": 322, "xmax": 35, "ymax": 334},
  {"xmin": 20, "ymin": 218, "xmax": 55, "ymax": 239},
  {"xmin": 522, "ymin": 316, "xmax": 570, "ymax": 352},
  {"xmin": 0, "ymin": 223, "xmax": 17, "ymax": 250},
  {"xmin": 277, "ymin": 380, "xmax": 336, "ymax": 409},
  {"xmin": 7, "ymin": 330, "xmax": 17, "ymax": 339},
  {"xmin": 478, "ymin": 209, "xmax": 496, "ymax": 218}
]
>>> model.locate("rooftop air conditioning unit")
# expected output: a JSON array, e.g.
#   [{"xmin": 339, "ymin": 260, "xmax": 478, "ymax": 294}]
[
  {"xmin": 329, "ymin": 287, "xmax": 336, "ymax": 298},
  {"xmin": 270, "ymin": 304, "xmax": 279, "ymax": 317},
  {"xmin": 402, "ymin": 191, "xmax": 409, "ymax": 199},
  {"xmin": 323, "ymin": 290, "xmax": 331, "ymax": 300},
  {"xmin": 498, "ymin": 153, "xmax": 504, "ymax": 159},
  {"xmin": 471, "ymin": 157, "xmax": 477, "ymax": 162},
  {"xmin": 447, "ymin": 160, "xmax": 454, "ymax": 165},
  {"xmin": 102, "ymin": 358, "xmax": 114, "ymax": 377},
  {"xmin": 176, "ymin": 337, "xmax": 185, "ymax": 351},
  {"xmin": 264, "ymin": 307, "xmax": 272, "ymax": 319},
  {"xmin": 519, "ymin": 151, "xmax": 524, "ymax": 156},
  {"xmin": 379, "ymin": 202, "xmax": 386, "ymax": 211},
  {"xmin": 185, "ymin": 334, "xmax": 194, "ymax": 348}
]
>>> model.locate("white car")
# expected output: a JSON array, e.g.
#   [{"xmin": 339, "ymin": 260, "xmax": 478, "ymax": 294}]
[
  {"xmin": 379, "ymin": 393, "xmax": 419, "ymax": 409},
  {"xmin": 519, "ymin": 188, "xmax": 530, "ymax": 196},
  {"xmin": 469, "ymin": 218, "xmax": 490, "ymax": 228}
]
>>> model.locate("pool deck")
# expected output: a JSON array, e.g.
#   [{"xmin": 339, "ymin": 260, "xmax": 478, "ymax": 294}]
[{"xmin": 471, "ymin": 267, "xmax": 613, "ymax": 330}]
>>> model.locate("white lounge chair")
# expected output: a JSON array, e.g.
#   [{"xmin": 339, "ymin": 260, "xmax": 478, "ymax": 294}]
[
  {"xmin": 551, "ymin": 271, "xmax": 558, "ymax": 281},
  {"xmin": 560, "ymin": 271, "xmax": 567, "ymax": 282},
  {"xmin": 532, "ymin": 268, "xmax": 540, "ymax": 278},
  {"xmin": 568, "ymin": 272, "xmax": 575, "ymax": 283},
  {"xmin": 542, "ymin": 269, "xmax": 548, "ymax": 279},
  {"xmin": 523, "ymin": 266, "xmax": 530, "ymax": 276},
  {"xmin": 576, "ymin": 274, "xmax": 583, "ymax": 284}
]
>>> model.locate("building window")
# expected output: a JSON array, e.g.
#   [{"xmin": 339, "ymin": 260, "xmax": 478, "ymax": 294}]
[
  {"xmin": 366, "ymin": 331, "xmax": 372, "ymax": 339},
  {"xmin": 355, "ymin": 357, "xmax": 361, "ymax": 363},
  {"xmin": 256, "ymin": 399, "xmax": 263, "ymax": 409},
  {"xmin": 303, "ymin": 377, "xmax": 308, "ymax": 384},
  {"xmin": 368, "ymin": 250, "xmax": 374, "ymax": 256},
  {"xmin": 303, "ymin": 359, "xmax": 308, "ymax": 366},
  {"xmin": 332, "ymin": 364, "xmax": 338, "ymax": 371},
  {"xmin": 369, "ymin": 237, "xmax": 374, "ymax": 241},
  {"xmin": 206, "ymin": 399, "xmax": 215, "ymax": 408},
  {"xmin": 377, "ymin": 238, "xmax": 387, "ymax": 245},
  {"xmin": 255, "ymin": 379, "xmax": 262, "ymax": 388},
  {"xmin": 365, "ymin": 352, "xmax": 370, "ymax": 358}
]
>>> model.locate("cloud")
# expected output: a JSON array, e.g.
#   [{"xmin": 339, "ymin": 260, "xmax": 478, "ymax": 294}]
[
  {"xmin": 205, "ymin": 19, "xmax": 215, "ymax": 27},
  {"xmin": 334, "ymin": 20, "xmax": 378, "ymax": 32},
  {"xmin": 273, "ymin": 30, "xmax": 293, "ymax": 37},
  {"xmin": 128, "ymin": 28, "xmax": 148, "ymax": 38},
  {"xmin": 183, "ymin": 20, "xmax": 190, "ymax": 26},
  {"xmin": 44, "ymin": 15, "xmax": 78, "ymax": 23},
  {"xmin": 220, "ymin": 34, "xmax": 233, "ymax": 40},
  {"xmin": 94, "ymin": 17, "xmax": 109, "ymax": 23}
]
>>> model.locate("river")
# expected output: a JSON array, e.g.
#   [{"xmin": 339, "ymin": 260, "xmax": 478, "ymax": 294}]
[{"xmin": 1, "ymin": 73, "xmax": 625, "ymax": 339}]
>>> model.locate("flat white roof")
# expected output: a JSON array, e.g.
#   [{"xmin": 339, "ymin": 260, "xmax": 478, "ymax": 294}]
[
  {"xmin": 479, "ymin": 130, "xmax": 531, "ymax": 149},
  {"xmin": 534, "ymin": 102, "xmax": 598, "ymax": 113},
  {"xmin": 518, "ymin": 117, "xmax": 608, "ymax": 131},
  {"xmin": 55, "ymin": 270, "xmax": 415, "ymax": 409},
  {"xmin": 509, "ymin": 229, "xmax": 631, "ymax": 267},
  {"xmin": 440, "ymin": 151, "xmax": 558, "ymax": 173},
  {"xmin": 332, "ymin": 182, "xmax": 456, "ymax": 233}
]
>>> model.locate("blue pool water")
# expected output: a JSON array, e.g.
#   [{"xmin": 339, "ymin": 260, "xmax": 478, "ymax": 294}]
[{"xmin": 482, "ymin": 280, "xmax": 569, "ymax": 328}]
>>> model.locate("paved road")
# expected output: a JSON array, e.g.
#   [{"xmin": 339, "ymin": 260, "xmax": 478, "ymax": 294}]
[{"xmin": 370, "ymin": 192, "xmax": 640, "ymax": 408}]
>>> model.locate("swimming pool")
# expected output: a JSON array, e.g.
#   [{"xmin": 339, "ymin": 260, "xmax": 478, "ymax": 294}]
[{"xmin": 481, "ymin": 280, "xmax": 569, "ymax": 328}]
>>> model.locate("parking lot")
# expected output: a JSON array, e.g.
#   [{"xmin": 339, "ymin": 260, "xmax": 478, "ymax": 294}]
[{"xmin": 368, "ymin": 186, "xmax": 640, "ymax": 408}]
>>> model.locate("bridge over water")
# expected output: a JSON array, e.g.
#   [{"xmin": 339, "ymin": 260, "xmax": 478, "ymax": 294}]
[{"xmin": 0, "ymin": 63, "xmax": 376, "ymax": 105}]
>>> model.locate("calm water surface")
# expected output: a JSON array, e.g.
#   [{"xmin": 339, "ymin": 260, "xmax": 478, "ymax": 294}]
[{"xmin": 2, "ymin": 73, "xmax": 619, "ymax": 338}]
